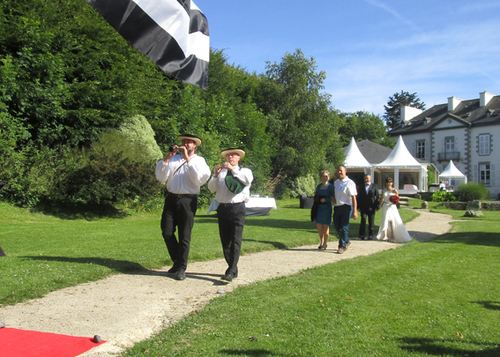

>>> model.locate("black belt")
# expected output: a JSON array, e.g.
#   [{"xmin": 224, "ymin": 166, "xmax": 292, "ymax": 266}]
[
  {"xmin": 219, "ymin": 202, "xmax": 245, "ymax": 206},
  {"xmin": 168, "ymin": 193, "xmax": 198, "ymax": 199}
]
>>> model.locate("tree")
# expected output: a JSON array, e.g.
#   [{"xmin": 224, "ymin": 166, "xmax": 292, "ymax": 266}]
[
  {"xmin": 338, "ymin": 111, "xmax": 393, "ymax": 148},
  {"xmin": 256, "ymin": 49, "xmax": 343, "ymax": 197},
  {"xmin": 383, "ymin": 91, "xmax": 425, "ymax": 129}
]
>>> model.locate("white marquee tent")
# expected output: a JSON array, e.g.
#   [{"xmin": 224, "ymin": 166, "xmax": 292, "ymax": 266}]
[
  {"xmin": 375, "ymin": 136, "xmax": 428, "ymax": 192},
  {"xmin": 439, "ymin": 160, "xmax": 467, "ymax": 188},
  {"xmin": 343, "ymin": 137, "xmax": 372, "ymax": 169}
]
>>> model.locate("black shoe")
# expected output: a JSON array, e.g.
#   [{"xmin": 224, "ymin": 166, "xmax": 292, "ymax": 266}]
[
  {"xmin": 167, "ymin": 266, "xmax": 178, "ymax": 274},
  {"xmin": 360, "ymin": 236, "xmax": 365, "ymax": 240},
  {"xmin": 368, "ymin": 236, "xmax": 374, "ymax": 240},
  {"xmin": 175, "ymin": 269, "xmax": 186, "ymax": 281},
  {"xmin": 222, "ymin": 272, "xmax": 237, "ymax": 282}
]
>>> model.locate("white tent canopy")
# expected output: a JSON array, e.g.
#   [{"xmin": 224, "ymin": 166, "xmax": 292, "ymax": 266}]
[
  {"xmin": 439, "ymin": 160, "xmax": 467, "ymax": 187},
  {"xmin": 375, "ymin": 136, "xmax": 427, "ymax": 192},
  {"xmin": 376, "ymin": 136, "xmax": 421, "ymax": 168},
  {"xmin": 439, "ymin": 160, "xmax": 467, "ymax": 180},
  {"xmin": 343, "ymin": 137, "xmax": 372, "ymax": 168}
]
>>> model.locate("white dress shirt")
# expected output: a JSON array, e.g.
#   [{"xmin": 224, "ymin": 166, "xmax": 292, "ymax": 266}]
[
  {"xmin": 155, "ymin": 154, "xmax": 210, "ymax": 194},
  {"xmin": 208, "ymin": 166, "xmax": 253, "ymax": 203},
  {"xmin": 334, "ymin": 176, "xmax": 358, "ymax": 206}
]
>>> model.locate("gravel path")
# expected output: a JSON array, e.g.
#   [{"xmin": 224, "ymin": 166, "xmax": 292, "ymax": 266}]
[{"xmin": 0, "ymin": 208, "xmax": 453, "ymax": 356}]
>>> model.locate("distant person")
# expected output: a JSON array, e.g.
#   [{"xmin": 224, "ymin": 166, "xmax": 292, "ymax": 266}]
[
  {"xmin": 376, "ymin": 177, "xmax": 412, "ymax": 243},
  {"xmin": 439, "ymin": 180, "xmax": 446, "ymax": 191},
  {"xmin": 357, "ymin": 174, "xmax": 380, "ymax": 240},
  {"xmin": 314, "ymin": 170, "xmax": 334, "ymax": 250},
  {"xmin": 208, "ymin": 148, "xmax": 253, "ymax": 282},
  {"xmin": 333, "ymin": 165, "xmax": 358, "ymax": 254},
  {"xmin": 155, "ymin": 134, "xmax": 211, "ymax": 281}
]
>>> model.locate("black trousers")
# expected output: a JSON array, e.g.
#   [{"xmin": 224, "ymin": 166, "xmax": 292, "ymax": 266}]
[
  {"xmin": 359, "ymin": 210, "xmax": 376, "ymax": 238},
  {"xmin": 160, "ymin": 194, "xmax": 197, "ymax": 270},
  {"xmin": 217, "ymin": 202, "xmax": 246, "ymax": 276}
]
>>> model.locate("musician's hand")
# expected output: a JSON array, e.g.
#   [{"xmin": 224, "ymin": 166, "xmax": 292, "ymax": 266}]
[
  {"xmin": 163, "ymin": 145, "xmax": 178, "ymax": 163},
  {"xmin": 178, "ymin": 145, "xmax": 189, "ymax": 161},
  {"xmin": 222, "ymin": 162, "xmax": 234, "ymax": 171},
  {"xmin": 213, "ymin": 165, "xmax": 222, "ymax": 178}
]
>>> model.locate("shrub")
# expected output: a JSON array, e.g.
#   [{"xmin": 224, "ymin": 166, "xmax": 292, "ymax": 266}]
[
  {"xmin": 52, "ymin": 150, "xmax": 162, "ymax": 206},
  {"xmin": 0, "ymin": 146, "xmax": 70, "ymax": 207},
  {"xmin": 432, "ymin": 190, "xmax": 456, "ymax": 202},
  {"xmin": 289, "ymin": 174, "xmax": 317, "ymax": 198},
  {"xmin": 92, "ymin": 115, "xmax": 164, "ymax": 164},
  {"xmin": 455, "ymin": 182, "xmax": 489, "ymax": 202}
]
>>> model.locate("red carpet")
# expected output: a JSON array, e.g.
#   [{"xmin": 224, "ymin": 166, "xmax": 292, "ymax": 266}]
[{"xmin": 0, "ymin": 328, "xmax": 106, "ymax": 357}]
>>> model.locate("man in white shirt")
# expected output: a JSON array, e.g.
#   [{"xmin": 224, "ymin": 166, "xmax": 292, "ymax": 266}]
[
  {"xmin": 155, "ymin": 134, "xmax": 211, "ymax": 280},
  {"xmin": 208, "ymin": 148, "xmax": 253, "ymax": 282},
  {"xmin": 333, "ymin": 165, "xmax": 358, "ymax": 254}
]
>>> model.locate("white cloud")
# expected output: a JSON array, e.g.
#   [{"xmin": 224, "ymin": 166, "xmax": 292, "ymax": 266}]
[
  {"xmin": 363, "ymin": 0, "xmax": 421, "ymax": 31},
  {"xmin": 322, "ymin": 17, "xmax": 500, "ymax": 114}
]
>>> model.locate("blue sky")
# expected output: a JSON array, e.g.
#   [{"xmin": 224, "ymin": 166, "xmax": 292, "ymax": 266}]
[{"xmin": 195, "ymin": 0, "xmax": 500, "ymax": 116}]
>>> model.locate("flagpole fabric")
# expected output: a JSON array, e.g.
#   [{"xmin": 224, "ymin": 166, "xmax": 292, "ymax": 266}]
[{"xmin": 86, "ymin": 0, "xmax": 209, "ymax": 89}]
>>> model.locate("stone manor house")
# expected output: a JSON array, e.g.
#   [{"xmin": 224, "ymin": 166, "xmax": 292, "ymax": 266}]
[{"xmin": 389, "ymin": 91, "xmax": 500, "ymax": 198}]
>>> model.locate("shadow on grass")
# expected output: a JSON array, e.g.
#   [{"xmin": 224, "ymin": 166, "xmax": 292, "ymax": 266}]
[
  {"xmin": 242, "ymin": 239, "xmax": 287, "ymax": 249},
  {"xmin": 22, "ymin": 256, "xmax": 148, "ymax": 274},
  {"xmin": 220, "ymin": 349, "xmax": 285, "ymax": 356},
  {"xmin": 244, "ymin": 218, "xmax": 316, "ymax": 231},
  {"xmin": 31, "ymin": 201, "xmax": 128, "ymax": 220},
  {"xmin": 428, "ymin": 232, "xmax": 500, "ymax": 248},
  {"xmin": 399, "ymin": 337, "xmax": 500, "ymax": 356},
  {"xmin": 473, "ymin": 301, "xmax": 500, "ymax": 311},
  {"xmin": 197, "ymin": 217, "xmax": 317, "ymax": 231}
]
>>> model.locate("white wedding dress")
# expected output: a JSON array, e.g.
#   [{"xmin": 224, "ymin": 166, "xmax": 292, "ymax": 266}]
[{"xmin": 376, "ymin": 191, "xmax": 412, "ymax": 243}]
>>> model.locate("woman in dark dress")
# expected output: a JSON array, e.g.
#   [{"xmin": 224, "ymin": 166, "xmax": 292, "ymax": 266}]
[{"xmin": 315, "ymin": 170, "xmax": 334, "ymax": 250}]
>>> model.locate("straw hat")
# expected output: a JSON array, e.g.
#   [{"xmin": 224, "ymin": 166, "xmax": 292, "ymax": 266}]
[
  {"xmin": 221, "ymin": 147, "xmax": 245, "ymax": 159},
  {"xmin": 178, "ymin": 134, "xmax": 201, "ymax": 146}
]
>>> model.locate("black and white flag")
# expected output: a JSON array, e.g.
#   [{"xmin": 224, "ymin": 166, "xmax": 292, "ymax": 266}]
[{"xmin": 86, "ymin": 0, "xmax": 209, "ymax": 90}]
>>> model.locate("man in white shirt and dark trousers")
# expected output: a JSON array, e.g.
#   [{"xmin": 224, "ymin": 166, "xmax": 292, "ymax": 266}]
[
  {"xmin": 155, "ymin": 134, "xmax": 211, "ymax": 281},
  {"xmin": 208, "ymin": 148, "xmax": 253, "ymax": 282},
  {"xmin": 333, "ymin": 165, "xmax": 358, "ymax": 254}
]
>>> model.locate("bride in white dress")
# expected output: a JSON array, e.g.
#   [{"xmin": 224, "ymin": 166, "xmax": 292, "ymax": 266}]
[{"xmin": 376, "ymin": 178, "xmax": 412, "ymax": 243}]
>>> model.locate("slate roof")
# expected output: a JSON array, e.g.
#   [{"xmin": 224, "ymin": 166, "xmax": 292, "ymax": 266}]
[{"xmin": 389, "ymin": 95, "xmax": 500, "ymax": 136}]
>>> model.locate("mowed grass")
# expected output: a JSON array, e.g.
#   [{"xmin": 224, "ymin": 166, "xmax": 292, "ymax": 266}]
[
  {"xmin": 4, "ymin": 198, "xmax": 498, "ymax": 356},
  {"xmin": 121, "ymin": 201, "xmax": 500, "ymax": 357},
  {"xmin": 0, "ymin": 199, "xmax": 416, "ymax": 306}
]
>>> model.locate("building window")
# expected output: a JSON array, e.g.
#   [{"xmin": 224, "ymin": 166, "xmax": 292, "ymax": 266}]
[
  {"xmin": 445, "ymin": 136, "xmax": 455, "ymax": 152},
  {"xmin": 479, "ymin": 134, "xmax": 491, "ymax": 156},
  {"xmin": 479, "ymin": 163, "xmax": 490, "ymax": 185},
  {"xmin": 416, "ymin": 140, "xmax": 425, "ymax": 159}
]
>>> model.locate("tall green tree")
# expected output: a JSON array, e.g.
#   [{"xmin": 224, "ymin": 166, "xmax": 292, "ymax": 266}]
[
  {"xmin": 383, "ymin": 90, "xmax": 425, "ymax": 129},
  {"xmin": 338, "ymin": 111, "xmax": 394, "ymax": 148},
  {"xmin": 256, "ymin": 49, "xmax": 342, "ymax": 197}
]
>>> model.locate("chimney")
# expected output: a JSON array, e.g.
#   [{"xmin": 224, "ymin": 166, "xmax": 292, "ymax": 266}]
[
  {"xmin": 480, "ymin": 91, "xmax": 494, "ymax": 107},
  {"xmin": 448, "ymin": 96, "xmax": 461, "ymax": 112},
  {"xmin": 401, "ymin": 105, "xmax": 423, "ymax": 123}
]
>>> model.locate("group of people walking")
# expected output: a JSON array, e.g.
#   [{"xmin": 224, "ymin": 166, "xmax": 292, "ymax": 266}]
[
  {"xmin": 313, "ymin": 165, "xmax": 411, "ymax": 254},
  {"xmin": 155, "ymin": 133, "xmax": 411, "ymax": 281},
  {"xmin": 155, "ymin": 134, "xmax": 253, "ymax": 282}
]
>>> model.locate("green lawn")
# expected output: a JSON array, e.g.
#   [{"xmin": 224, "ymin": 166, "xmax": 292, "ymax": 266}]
[
  {"xmin": 121, "ymin": 200, "xmax": 499, "ymax": 357},
  {"xmin": 3, "ymin": 199, "xmax": 498, "ymax": 356},
  {"xmin": 1, "ymin": 199, "xmax": 417, "ymax": 306}
]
